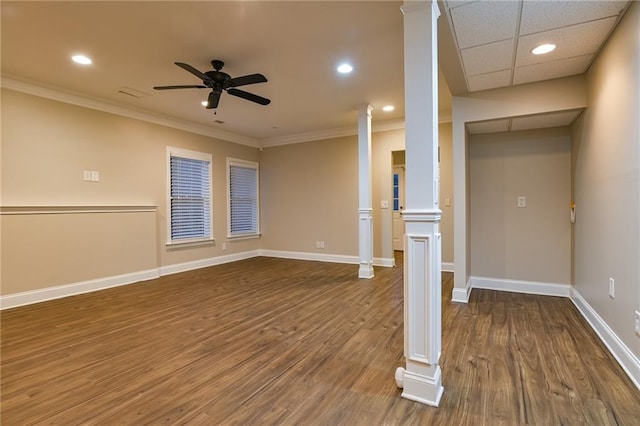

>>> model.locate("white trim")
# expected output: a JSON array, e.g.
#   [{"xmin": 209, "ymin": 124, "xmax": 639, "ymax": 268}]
[
  {"xmin": 1, "ymin": 76, "xmax": 260, "ymax": 147},
  {"xmin": 0, "ymin": 269, "xmax": 160, "ymax": 310},
  {"xmin": 441, "ymin": 262, "xmax": 454, "ymax": 272},
  {"xmin": 258, "ymin": 249, "xmax": 394, "ymax": 268},
  {"xmin": 159, "ymin": 250, "xmax": 260, "ymax": 276},
  {"xmin": 376, "ymin": 257, "xmax": 396, "ymax": 267},
  {"xmin": 471, "ymin": 276, "xmax": 570, "ymax": 297},
  {"xmin": 451, "ymin": 277, "xmax": 471, "ymax": 303},
  {"xmin": 570, "ymin": 288, "xmax": 640, "ymax": 391}
]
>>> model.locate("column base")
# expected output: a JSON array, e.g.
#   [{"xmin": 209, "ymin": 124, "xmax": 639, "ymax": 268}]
[
  {"xmin": 358, "ymin": 264, "xmax": 375, "ymax": 279},
  {"xmin": 395, "ymin": 366, "xmax": 444, "ymax": 407}
]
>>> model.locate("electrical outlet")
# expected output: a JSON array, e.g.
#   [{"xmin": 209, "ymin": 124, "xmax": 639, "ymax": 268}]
[
  {"xmin": 316, "ymin": 241, "xmax": 322, "ymax": 249},
  {"xmin": 517, "ymin": 196, "xmax": 526, "ymax": 208},
  {"xmin": 609, "ymin": 278, "xmax": 615, "ymax": 298},
  {"xmin": 222, "ymin": 242, "xmax": 227, "ymax": 251},
  {"xmin": 635, "ymin": 310, "xmax": 640, "ymax": 336}
]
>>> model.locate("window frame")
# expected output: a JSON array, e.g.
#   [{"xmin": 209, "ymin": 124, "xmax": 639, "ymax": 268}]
[
  {"xmin": 166, "ymin": 146, "xmax": 213, "ymax": 247},
  {"xmin": 226, "ymin": 157, "xmax": 260, "ymax": 240}
]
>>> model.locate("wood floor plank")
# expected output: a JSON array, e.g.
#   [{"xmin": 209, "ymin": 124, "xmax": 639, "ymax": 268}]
[{"xmin": 2, "ymin": 254, "xmax": 640, "ymax": 424}]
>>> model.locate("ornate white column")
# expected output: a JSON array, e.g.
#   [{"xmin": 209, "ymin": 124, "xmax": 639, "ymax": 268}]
[
  {"xmin": 357, "ymin": 104, "xmax": 374, "ymax": 279},
  {"xmin": 394, "ymin": 0, "xmax": 443, "ymax": 406}
]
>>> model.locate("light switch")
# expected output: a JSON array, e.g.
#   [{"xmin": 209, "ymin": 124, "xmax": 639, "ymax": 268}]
[
  {"xmin": 83, "ymin": 170, "xmax": 92, "ymax": 181},
  {"xmin": 91, "ymin": 171, "xmax": 100, "ymax": 182},
  {"xmin": 444, "ymin": 198, "xmax": 451, "ymax": 207},
  {"xmin": 517, "ymin": 196, "xmax": 526, "ymax": 208},
  {"xmin": 380, "ymin": 200, "xmax": 389, "ymax": 209}
]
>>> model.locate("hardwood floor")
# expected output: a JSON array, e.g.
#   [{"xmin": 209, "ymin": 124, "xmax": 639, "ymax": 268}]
[{"xmin": 2, "ymin": 253, "xmax": 640, "ymax": 425}]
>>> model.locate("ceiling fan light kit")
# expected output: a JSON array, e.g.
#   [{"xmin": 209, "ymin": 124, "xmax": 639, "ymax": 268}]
[{"xmin": 153, "ymin": 59, "xmax": 270, "ymax": 110}]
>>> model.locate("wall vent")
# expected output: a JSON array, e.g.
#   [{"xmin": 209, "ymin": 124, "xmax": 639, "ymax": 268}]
[{"xmin": 117, "ymin": 87, "xmax": 149, "ymax": 98}]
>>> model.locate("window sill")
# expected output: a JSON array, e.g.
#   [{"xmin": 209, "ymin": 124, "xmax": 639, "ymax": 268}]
[
  {"xmin": 166, "ymin": 238, "xmax": 215, "ymax": 250},
  {"xmin": 227, "ymin": 233, "xmax": 261, "ymax": 241}
]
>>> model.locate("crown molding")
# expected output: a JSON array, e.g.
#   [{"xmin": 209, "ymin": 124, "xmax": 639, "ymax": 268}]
[
  {"xmin": 260, "ymin": 119, "xmax": 407, "ymax": 147},
  {"xmin": 1, "ymin": 75, "xmax": 261, "ymax": 148}
]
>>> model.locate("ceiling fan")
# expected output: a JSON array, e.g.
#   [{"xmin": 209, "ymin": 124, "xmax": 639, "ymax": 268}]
[{"xmin": 153, "ymin": 60, "xmax": 270, "ymax": 109}]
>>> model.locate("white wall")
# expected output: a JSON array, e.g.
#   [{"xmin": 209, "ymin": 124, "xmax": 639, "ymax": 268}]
[{"xmin": 572, "ymin": 2, "xmax": 640, "ymax": 359}]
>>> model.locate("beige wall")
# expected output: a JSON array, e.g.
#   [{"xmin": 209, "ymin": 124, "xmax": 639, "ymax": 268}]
[
  {"xmin": 1, "ymin": 89, "xmax": 260, "ymax": 295},
  {"xmin": 469, "ymin": 128, "xmax": 571, "ymax": 284},
  {"xmin": 259, "ymin": 135, "xmax": 359, "ymax": 256},
  {"xmin": 572, "ymin": 2, "xmax": 639, "ymax": 356},
  {"xmin": 439, "ymin": 123, "xmax": 454, "ymax": 264},
  {"xmin": 452, "ymin": 76, "xmax": 587, "ymax": 292}
]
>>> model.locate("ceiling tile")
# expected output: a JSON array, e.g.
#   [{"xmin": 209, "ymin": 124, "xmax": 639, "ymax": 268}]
[
  {"xmin": 511, "ymin": 110, "xmax": 582, "ymax": 131},
  {"xmin": 450, "ymin": 1, "xmax": 520, "ymax": 49},
  {"xmin": 461, "ymin": 39, "xmax": 514, "ymax": 76},
  {"xmin": 467, "ymin": 69, "xmax": 511, "ymax": 92},
  {"xmin": 467, "ymin": 119, "xmax": 510, "ymax": 135},
  {"xmin": 515, "ymin": 17, "xmax": 617, "ymax": 67},
  {"xmin": 513, "ymin": 55, "xmax": 592, "ymax": 85},
  {"xmin": 520, "ymin": 0, "xmax": 629, "ymax": 35}
]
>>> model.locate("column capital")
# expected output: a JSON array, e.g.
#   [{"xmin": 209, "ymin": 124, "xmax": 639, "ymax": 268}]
[
  {"xmin": 356, "ymin": 103, "xmax": 373, "ymax": 116},
  {"xmin": 401, "ymin": 1, "xmax": 440, "ymax": 18}
]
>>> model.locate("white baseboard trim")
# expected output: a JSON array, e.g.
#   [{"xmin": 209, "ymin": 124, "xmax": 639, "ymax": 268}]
[
  {"xmin": 258, "ymin": 249, "xmax": 395, "ymax": 268},
  {"xmin": 0, "ymin": 268, "xmax": 159, "ymax": 310},
  {"xmin": 570, "ymin": 288, "xmax": 640, "ymax": 391},
  {"xmin": 451, "ymin": 277, "xmax": 471, "ymax": 303},
  {"xmin": 159, "ymin": 250, "xmax": 260, "ymax": 276},
  {"xmin": 441, "ymin": 262, "xmax": 454, "ymax": 273},
  {"xmin": 259, "ymin": 249, "xmax": 358, "ymax": 264},
  {"xmin": 471, "ymin": 276, "xmax": 571, "ymax": 297}
]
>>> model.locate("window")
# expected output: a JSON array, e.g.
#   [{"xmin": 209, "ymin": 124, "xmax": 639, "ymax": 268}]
[
  {"xmin": 167, "ymin": 147, "xmax": 212, "ymax": 245},
  {"xmin": 393, "ymin": 172, "xmax": 400, "ymax": 211},
  {"xmin": 227, "ymin": 158, "xmax": 259, "ymax": 238}
]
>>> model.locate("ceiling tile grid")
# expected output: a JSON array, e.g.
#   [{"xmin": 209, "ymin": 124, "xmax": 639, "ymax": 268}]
[{"xmin": 445, "ymin": 0, "xmax": 630, "ymax": 92}]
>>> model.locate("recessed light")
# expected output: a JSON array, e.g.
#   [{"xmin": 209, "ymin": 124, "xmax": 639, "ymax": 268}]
[
  {"xmin": 337, "ymin": 63, "xmax": 353, "ymax": 74},
  {"xmin": 71, "ymin": 54, "xmax": 92, "ymax": 65},
  {"xmin": 201, "ymin": 101, "xmax": 208, "ymax": 107},
  {"xmin": 531, "ymin": 43, "xmax": 556, "ymax": 55},
  {"xmin": 382, "ymin": 105, "xmax": 395, "ymax": 112}
]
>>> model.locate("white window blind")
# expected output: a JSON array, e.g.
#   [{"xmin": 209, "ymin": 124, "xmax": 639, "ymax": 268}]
[
  {"xmin": 228, "ymin": 159, "xmax": 259, "ymax": 237},
  {"xmin": 169, "ymin": 149, "xmax": 212, "ymax": 243}
]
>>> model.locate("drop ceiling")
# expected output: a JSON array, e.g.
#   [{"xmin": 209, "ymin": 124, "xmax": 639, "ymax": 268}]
[{"xmin": 441, "ymin": 0, "xmax": 630, "ymax": 93}]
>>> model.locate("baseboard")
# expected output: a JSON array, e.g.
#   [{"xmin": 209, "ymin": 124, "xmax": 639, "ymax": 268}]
[
  {"xmin": 0, "ymin": 268, "xmax": 159, "ymax": 310},
  {"xmin": 570, "ymin": 288, "xmax": 640, "ymax": 391},
  {"xmin": 451, "ymin": 277, "xmax": 471, "ymax": 303},
  {"xmin": 441, "ymin": 262, "xmax": 454, "ymax": 273},
  {"xmin": 258, "ymin": 250, "xmax": 395, "ymax": 268},
  {"xmin": 471, "ymin": 276, "xmax": 571, "ymax": 297},
  {"xmin": 1, "ymin": 251, "xmax": 261, "ymax": 310},
  {"xmin": 159, "ymin": 250, "xmax": 260, "ymax": 276}
]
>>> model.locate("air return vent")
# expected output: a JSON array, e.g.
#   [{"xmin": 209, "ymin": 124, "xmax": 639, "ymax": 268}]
[{"xmin": 117, "ymin": 87, "xmax": 149, "ymax": 98}]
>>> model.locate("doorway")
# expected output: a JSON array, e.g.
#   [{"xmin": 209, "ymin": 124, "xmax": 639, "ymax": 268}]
[{"xmin": 392, "ymin": 150, "xmax": 405, "ymax": 251}]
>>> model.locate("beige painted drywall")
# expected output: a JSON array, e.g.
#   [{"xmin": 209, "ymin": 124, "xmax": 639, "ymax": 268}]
[
  {"xmin": 439, "ymin": 123, "xmax": 454, "ymax": 265},
  {"xmin": 572, "ymin": 2, "xmax": 639, "ymax": 356},
  {"xmin": 452, "ymin": 75, "xmax": 587, "ymax": 293},
  {"xmin": 1, "ymin": 88, "xmax": 260, "ymax": 295},
  {"xmin": 469, "ymin": 128, "xmax": 571, "ymax": 284},
  {"xmin": 259, "ymin": 135, "xmax": 359, "ymax": 256}
]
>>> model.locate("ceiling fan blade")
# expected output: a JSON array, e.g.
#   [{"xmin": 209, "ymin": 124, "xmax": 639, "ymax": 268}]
[
  {"xmin": 227, "ymin": 88, "xmax": 271, "ymax": 105},
  {"xmin": 153, "ymin": 85, "xmax": 207, "ymax": 90},
  {"xmin": 228, "ymin": 73, "xmax": 268, "ymax": 88},
  {"xmin": 175, "ymin": 62, "xmax": 211, "ymax": 82},
  {"xmin": 206, "ymin": 90, "xmax": 222, "ymax": 109}
]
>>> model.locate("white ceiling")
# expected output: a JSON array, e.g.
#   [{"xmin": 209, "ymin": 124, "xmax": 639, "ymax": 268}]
[
  {"xmin": 466, "ymin": 109, "xmax": 583, "ymax": 135},
  {"xmin": 443, "ymin": 0, "xmax": 630, "ymax": 92},
  {"xmin": 0, "ymin": 1, "xmax": 630, "ymax": 145}
]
